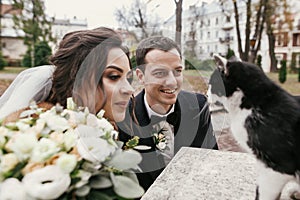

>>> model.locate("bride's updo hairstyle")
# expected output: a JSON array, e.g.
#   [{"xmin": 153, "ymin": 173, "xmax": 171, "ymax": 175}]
[{"xmin": 47, "ymin": 27, "xmax": 130, "ymax": 113}]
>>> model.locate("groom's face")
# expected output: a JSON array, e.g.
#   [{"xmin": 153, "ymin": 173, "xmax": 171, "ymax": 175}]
[{"xmin": 136, "ymin": 48, "xmax": 183, "ymax": 114}]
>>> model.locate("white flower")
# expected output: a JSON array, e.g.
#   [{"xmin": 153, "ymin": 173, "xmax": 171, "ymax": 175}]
[
  {"xmin": 30, "ymin": 138, "xmax": 60, "ymax": 163},
  {"xmin": 0, "ymin": 153, "xmax": 19, "ymax": 173},
  {"xmin": 75, "ymin": 170, "xmax": 92, "ymax": 188},
  {"xmin": 97, "ymin": 109, "xmax": 105, "ymax": 118},
  {"xmin": 63, "ymin": 129, "xmax": 78, "ymax": 151},
  {"xmin": 75, "ymin": 124, "xmax": 104, "ymax": 138},
  {"xmin": 6, "ymin": 133, "xmax": 38, "ymax": 161},
  {"xmin": 77, "ymin": 137, "xmax": 116, "ymax": 163},
  {"xmin": 56, "ymin": 153, "xmax": 77, "ymax": 174},
  {"xmin": 98, "ymin": 118, "xmax": 114, "ymax": 132},
  {"xmin": 67, "ymin": 97, "xmax": 77, "ymax": 110},
  {"xmin": 0, "ymin": 178, "xmax": 27, "ymax": 200},
  {"xmin": 34, "ymin": 118, "xmax": 46, "ymax": 133},
  {"xmin": 0, "ymin": 126, "xmax": 9, "ymax": 137},
  {"xmin": 22, "ymin": 165, "xmax": 71, "ymax": 200},
  {"xmin": 0, "ymin": 133, "xmax": 6, "ymax": 149},
  {"xmin": 63, "ymin": 110, "xmax": 86, "ymax": 127},
  {"xmin": 15, "ymin": 121, "xmax": 30, "ymax": 132},
  {"xmin": 39, "ymin": 111, "xmax": 70, "ymax": 132},
  {"xmin": 157, "ymin": 142, "xmax": 167, "ymax": 150}
]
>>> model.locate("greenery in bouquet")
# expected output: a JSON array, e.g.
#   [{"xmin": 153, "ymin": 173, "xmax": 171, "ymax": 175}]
[{"xmin": 0, "ymin": 98, "xmax": 144, "ymax": 200}]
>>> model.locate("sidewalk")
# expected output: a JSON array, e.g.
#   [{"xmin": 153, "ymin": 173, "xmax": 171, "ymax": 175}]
[{"xmin": 0, "ymin": 73, "xmax": 18, "ymax": 80}]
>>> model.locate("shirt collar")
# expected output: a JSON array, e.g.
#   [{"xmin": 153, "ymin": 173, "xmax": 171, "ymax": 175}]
[{"xmin": 144, "ymin": 92, "xmax": 175, "ymax": 119}]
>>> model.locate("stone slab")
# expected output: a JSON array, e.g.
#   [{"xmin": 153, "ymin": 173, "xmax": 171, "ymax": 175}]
[{"xmin": 141, "ymin": 147, "xmax": 297, "ymax": 200}]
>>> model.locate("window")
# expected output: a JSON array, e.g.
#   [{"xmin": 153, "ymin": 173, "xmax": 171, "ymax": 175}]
[
  {"xmin": 216, "ymin": 17, "xmax": 218, "ymax": 25},
  {"xmin": 207, "ymin": 31, "xmax": 210, "ymax": 39},
  {"xmin": 215, "ymin": 31, "xmax": 218, "ymax": 38}
]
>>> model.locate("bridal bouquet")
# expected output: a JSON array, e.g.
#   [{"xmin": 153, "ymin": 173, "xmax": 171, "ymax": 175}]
[{"xmin": 0, "ymin": 98, "xmax": 144, "ymax": 200}]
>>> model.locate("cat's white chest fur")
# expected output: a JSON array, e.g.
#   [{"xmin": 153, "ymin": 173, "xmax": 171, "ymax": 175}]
[{"xmin": 223, "ymin": 90, "xmax": 252, "ymax": 152}]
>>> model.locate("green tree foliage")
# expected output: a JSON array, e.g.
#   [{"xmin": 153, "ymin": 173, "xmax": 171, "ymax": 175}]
[
  {"xmin": 256, "ymin": 54, "xmax": 262, "ymax": 70},
  {"xmin": 226, "ymin": 48, "xmax": 235, "ymax": 59},
  {"xmin": 279, "ymin": 60, "xmax": 287, "ymax": 83},
  {"xmin": 12, "ymin": 0, "xmax": 55, "ymax": 67},
  {"xmin": 34, "ymin": 41, "xmax": 52, "ymax": 66},
  {"xmin": 22, "ymin": 49, "xmax": 32, "ymax": 67},
  {"xmin": 130, "ymin": 55, "xmax": 137, "ymax": 69},
  {"xmin": 0, "ymin": 51, "xmax": 7, "ymax": 70}
]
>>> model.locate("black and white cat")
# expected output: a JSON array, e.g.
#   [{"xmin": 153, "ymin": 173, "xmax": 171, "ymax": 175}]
[{"xmin": 207, "ymin": 54, "xmax": 300, "ymax": 200}]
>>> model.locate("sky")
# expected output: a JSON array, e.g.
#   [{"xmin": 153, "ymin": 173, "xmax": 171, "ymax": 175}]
[{"xmin": 44, "ymin": 0, "xmax": 211, "ymax": 29}]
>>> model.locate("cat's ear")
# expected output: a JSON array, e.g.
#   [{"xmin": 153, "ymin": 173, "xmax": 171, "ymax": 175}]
[{"xmin": 213, "ymin": 54, "xmax": 228, "ymax": 75}]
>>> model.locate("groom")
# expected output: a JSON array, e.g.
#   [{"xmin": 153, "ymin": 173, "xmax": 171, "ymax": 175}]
[{"xmin": 117, "ymin": 36, "xmax": 218, "ymax": 191}]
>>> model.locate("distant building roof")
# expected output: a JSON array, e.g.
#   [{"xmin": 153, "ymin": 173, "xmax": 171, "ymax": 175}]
[{"xmin": 54, "ymin": 17, "xmax": 87, "ymax": 27}]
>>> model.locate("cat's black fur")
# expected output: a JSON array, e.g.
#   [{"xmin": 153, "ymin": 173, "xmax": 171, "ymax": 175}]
[{"xmin": 208, "ymin": 55, "xmax": 300, "ymax": 200}]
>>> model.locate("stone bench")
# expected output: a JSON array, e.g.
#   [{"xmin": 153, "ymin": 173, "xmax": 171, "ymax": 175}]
[{"xmin": 141, "ymin": 147, "xmax": 297, "ymax": 200}]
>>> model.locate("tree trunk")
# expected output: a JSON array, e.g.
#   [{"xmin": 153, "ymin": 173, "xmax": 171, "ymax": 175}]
[
  {"xmin": 268, "ymin": 33, "xmax": 277, "ymax": 72},
  {"xmin": 174, "ymin": 0, "xmax": 182, "ymax": 47}
]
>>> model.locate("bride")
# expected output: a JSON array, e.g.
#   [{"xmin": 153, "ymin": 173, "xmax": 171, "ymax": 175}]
[{"xmin": 0, "ymin": 27, "xmax": 134, "ymax": 125}]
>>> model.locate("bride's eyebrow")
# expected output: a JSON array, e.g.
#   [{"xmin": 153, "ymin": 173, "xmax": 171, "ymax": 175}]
[{"xmin": 105, "ymin": 65, "xmax": 123, "ymax": 73}]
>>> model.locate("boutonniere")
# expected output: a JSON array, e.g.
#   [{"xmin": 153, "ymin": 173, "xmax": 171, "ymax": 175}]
[
  {"xmin": 153, "ymin": 128, "xmax": 167, "ymax": 151},
  {"xmin": 125, "ymin": 136, "xmax": 152, "ymax": 151}
]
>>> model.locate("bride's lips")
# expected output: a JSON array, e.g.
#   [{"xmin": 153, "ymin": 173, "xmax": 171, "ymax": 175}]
[{"xmin": 114, "ymin": 101, "xmax": 128, "ymax": 109}]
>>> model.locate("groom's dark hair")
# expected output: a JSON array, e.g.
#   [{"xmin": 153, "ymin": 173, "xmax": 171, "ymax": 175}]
[{"xmin": 135, "ymin": 36, "xmax": 182, "ymax": 72}]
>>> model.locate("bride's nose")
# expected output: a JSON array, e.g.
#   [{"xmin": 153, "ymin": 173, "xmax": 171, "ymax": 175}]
[{"xmin": 120, "ymin": 79, "xmax": 134, "ymax": 95}]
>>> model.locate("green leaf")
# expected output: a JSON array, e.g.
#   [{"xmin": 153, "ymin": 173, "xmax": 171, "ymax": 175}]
[
  {"xmin": 105, "ymin": 149, "xmax": 142, "ymax": 170},
  {"xmin": 87, "ymin": 190, "xmax": 115, "ymax": 200},
  {"xmin": 90, "ymin": 175, "xmax": 112, "ymax": 189},
  {"xmin": 111, "ymin": 174, "xmax": 144, "ymax": 199}
]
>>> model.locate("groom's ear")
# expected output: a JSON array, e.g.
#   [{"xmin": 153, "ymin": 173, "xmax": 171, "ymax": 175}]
[{"xmin": 136, "ymin": 68, "xmax": 145, "ymax": 84}]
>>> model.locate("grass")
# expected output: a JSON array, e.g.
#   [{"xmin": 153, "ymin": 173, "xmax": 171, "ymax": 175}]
[
  {"xmin": 182, "ymin": 70, "xmax": 300, "ymax": 95},
  {"xmin": 0, "ymin": 66, "xmax": 26, "ymax": 74},
  {"xmin": 0, "ymin": 68, "xmax": 299, "ymax": 96}
]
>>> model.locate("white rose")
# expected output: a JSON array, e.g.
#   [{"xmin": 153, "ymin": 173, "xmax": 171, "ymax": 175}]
[
  {"xmin": 56, "ymin": 154, "xmax": 77, "ymax": 174},
  {"xmin": 77, "ymin": 137, "xmax": 116, "ymax": 163},
  {"xmin": 0, "ymin": 178, "xmax": 27, "ymax": 200},
  {"xmin": 22, "ymin": 165, "xmax": 71, "ymax": 200},
  {"xmin": 31, "ymin": 138, "xmax": 59, "ymax": 163},
  {"xmin": 6, "ymin": 133, "xmax": 38, "ymax": 161},
  {"xmin": 0, "ymin": 153, "xmax": 19, "ymax": 173}
]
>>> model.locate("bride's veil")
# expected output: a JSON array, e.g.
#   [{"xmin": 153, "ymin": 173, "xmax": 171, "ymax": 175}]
[{"xmin": 0, "ymin": 65, "xmax": 55, "ymax": 119}]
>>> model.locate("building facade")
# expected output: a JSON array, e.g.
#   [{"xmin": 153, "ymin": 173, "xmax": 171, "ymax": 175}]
[
  {"xmin": 0, "ymin": 4, "xmax": 88, "ymax": 65},
  {"xmin": 163, "ymin": 0, "xmax": 300, "ymax": 72}
]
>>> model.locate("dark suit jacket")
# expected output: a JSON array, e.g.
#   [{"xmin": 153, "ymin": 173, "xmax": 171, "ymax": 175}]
[{"xmin": 117, "ymin": 90, "xmax": 218, "ymax": 191}]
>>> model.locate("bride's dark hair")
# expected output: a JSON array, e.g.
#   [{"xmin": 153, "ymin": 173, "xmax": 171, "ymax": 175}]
[{"xmin": 47, "ymin": 27, "xmax": 131, "ymax": 113}]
